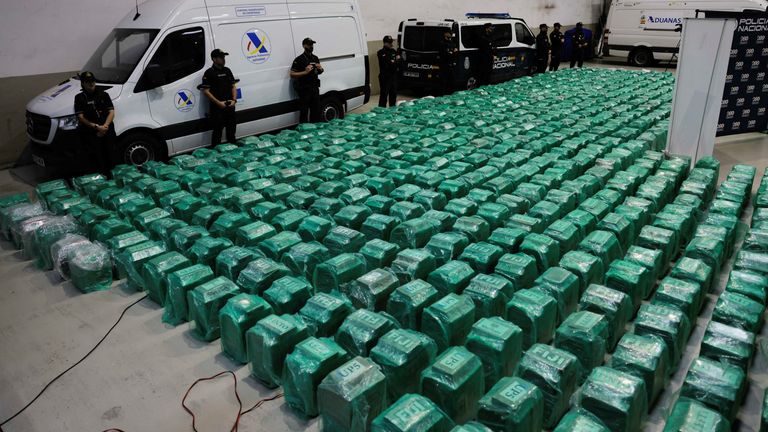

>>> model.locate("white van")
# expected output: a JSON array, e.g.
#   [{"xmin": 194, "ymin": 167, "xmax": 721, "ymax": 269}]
[
  {"xmin": 604, "ymin": 0, "xmax": 768, "ymax": 66},
  {"xmin": 26, "ymin": 0, "xmax": 370, "ymax": 167}
]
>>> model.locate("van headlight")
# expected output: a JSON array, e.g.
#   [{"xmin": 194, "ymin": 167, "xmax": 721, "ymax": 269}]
[{"xmin": 57, "ymin": 115, "xmax": 79, "ymax": 130}]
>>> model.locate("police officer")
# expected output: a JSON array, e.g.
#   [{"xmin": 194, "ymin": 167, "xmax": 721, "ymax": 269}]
[
  {"xmin": 377, "ymin": 35, "xmax": 399, "ymax": 108},
  {"xmin": 200, "ymin": 49, "xmax": 238, "ymax": 145},
  {"xmin": 549, "ymin": 23, "xmax": 565, "ymax": 71},
  {"xmin": 571, "ymin": 22, "xmax": 588, "ymax": 68},
  {"xmin": 476, "ymin": 23, "xmax": 496, "ymax": 87},
  {"xmin": 290, "ymin": 37, "xmax": 324, "ymax": 123},
  {"xmin": 438, "ymin": 30, "xmax": 458, "ymax": 95},
  {"xmin": 536, "ymin": 24, "xmax": 550, "ymax": 74},
  {"xmin": 74, "ymin": 71, "xmax": 114, "ymax": 175}
]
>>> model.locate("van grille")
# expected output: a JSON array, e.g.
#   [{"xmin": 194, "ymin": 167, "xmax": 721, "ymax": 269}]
[{"xmin": 26, "ymin": 111, "xmax": 52, "ymax": 142}]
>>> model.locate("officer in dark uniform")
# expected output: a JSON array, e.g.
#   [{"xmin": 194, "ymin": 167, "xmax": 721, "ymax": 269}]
[
  {"xmin": 199, "ymin": 49, "xmax": 238, "ymax": 145},
  {"xmin": 438, "ymin": 30, "xmax": 458, "ymax": 95},
  {"xmin": 290, "ymin": 37, "xmax": 324, "ymax": 123},
  {"xmin": 74, "ymin": 71, "xmax": 115, "ymax": 175},
  {"xmin": 476, "ymin": 23, "xmax": 496, "ymax": 87},
  {"xmin": 549, "ymin": 23, "xmax": 565, "ymax": 71},
  {"xmin": 377, "ymin": 35, "xmax": 399, "ymax": 107},
  {"xmin": 571, "ymin": 22, "xmax": 588, "ymax": 68},
  {"xmin": 536, "ymin": 24, "xmax": 550, "ymax": 74}
]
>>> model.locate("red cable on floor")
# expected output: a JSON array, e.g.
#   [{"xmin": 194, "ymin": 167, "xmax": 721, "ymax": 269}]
[{"xmin": 181, "ymin": 371, "xmax": 283, "ymax": 432}]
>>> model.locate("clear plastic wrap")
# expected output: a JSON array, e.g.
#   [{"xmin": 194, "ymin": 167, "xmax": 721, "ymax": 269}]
[
  {"xmin": 345, "ymin": 268, "xmax": 400, "ymax": 311},
  {"xmin": 219, "ymin": 293, "xmax": 273, "ymax": 363},
  {"xmin": 663, "ymin": 397, "xmax": 730, "ymax": 432},
  {"xmin": 262, "ymin": 276, "xmax": 312, "ymax": 314},
  {"xmin": 558, "ymin": 251, "xmax": 603, "ymax": 294},
  {"xmin": 426, "ymin": 232, "xmax": 471, "ymax": 266},
  {"xmin": 579, "ymin": 284, "xmax": 632, "ymax": 349},
  {"xmin": 312, "ymin": 253, "xmax": 367, "ymax": 293},
  {"xmin": 323, "ymin": 225, "xmax": 366, "ymax": 255},
  {"xmin": 680, "ymin": 356, "xmax": 746, "ymax": 422},
  {"xmin": 246, "ymin": 313, "xmax": 310, "ymax": 388},
  {"xmin": 2, "ymin": 202, "xmax": 45, "ymax": 242},
  {"xmin": 700, "ymin": 321, "xmax": 755, "ymax": 372},
  {"xmin": 92, "ymin": 217, "xmax": 134, "ymax": 244},
  {"xmin": 390, "ymin": 218, "xmax": 441, "ymax": 249},
  {"xmin": 712, "ymin": 291, "xmax": 764, "ymax": 333},
  {"xmin": 633, "ymin": 304, "xmax": 691, "ymax": 368},
  {"xmin": 360, "ymin": 239, "xmax": 399, "ymax": 270},
  {"xmin": 534, "ymin": 267, "xmax": 579, "ymax": 324},
  {"xmin": 725, "ymin": 270, "xmax": 768, "ymax": 305},
  {"xmin": 335, "ymin": 309, "xmax": 399, "ymax": 357},
  {"xmin": 386, "ymin": 280, "xmax": 439, "ymax": 330},
  {"xmin": 670, "ymin": 257, "xmax": 714, "ymax": 294},
  {"xmin": 391, "ymin": 249, "xmax": 437, "ymax": 285},
  {"xmin": 427, "ymin": 260, "xmax": 475, "ymax": 297},
  {"xmin": 578, "ymin": 367, "xmax": 647, "ymax": 432},
  {"xmin": 318, "ymin": 356, "xmax": 388, "ymax": 432},
  {"xmin": 421, "ymin": 293, "xmax": 476, "ymax": 352},
  {"xmin": 624, "ymin": 245, "xmax": 664, "ymax": 288},
  {"xmin": 0, "ymin": 192, "xmax": 30, "ymax": 209},
  {"xmin": 610, "ymin": 333, "xmax": 670, "ymax": 407},
  {"xmin": 553, "ymin": 408, "xmax": 610, "ymax": 431},
  {"xmin": 734, "ymin": 250, "xmax": 768, "ymax": 276},
  {"xmin": 651, "ymin": 277, "xmax": 703, "ymax": 325},
  {"xmin": 70, "ymin": 243, "xmax": 113, "ymax": 293},
  {"xmin": 554, "ymin": 311, "xmax": 609, "ymax": 381},
  {"xmin": 51, "ymin": 234, "xmax": 91, "ymax": 280},
  {"xmin": 236, "ymin": 257, "xmax": 290, "ymax": 295},
  {"xmin": 420, "ymin": 346, "xmax": 484, "ymax": 424},
  {"xmin": 187, "ymin": 276, "xmax": 240, "ymax": 341},
  {"xmin": 163, "ymin": 264, "xmax": 215, "ymax": 325},
  {"xmin": 743, "ymin": 228, "xmax": 768, "ymax": 253},
  {"xmin": 476, "ymin": 376, "xmax": 543, "ymax": 432},
  {"xmin": 463, "ymin": 274, "xmax": 509, "ymax": 319},
  {"xmin": 31, "ymin": 216, "xmax": 85, "ymax": 270},
  {"xmin": 371, "ymin": 393, "xmax": 454, "ymax": 432},
  {"xmin": 298, "ymin": 292, "xmax": 354, "ymax": 337},
  {"xmin": 495, "ymin": 253, "xmax": 538, "ymax": 291},
  {"xmin": 604, "ymin": 259, "xmax": 652, "ymax": 312},
  {"xmin": 465, "ymin": 317, "xmax": 522, "ymax": 391},
  {"xmin": 487, "ymin": 227, "xmax": 526, "ymax": 254},
  {"xmin": 505, "ymin": 289, "xmax": 557, "ymax": 349}
]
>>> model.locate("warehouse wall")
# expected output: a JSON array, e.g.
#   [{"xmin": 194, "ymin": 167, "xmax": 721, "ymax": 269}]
[{"xmin": 0, "ymin": 0, "xmax": 605, "ymax": 167}]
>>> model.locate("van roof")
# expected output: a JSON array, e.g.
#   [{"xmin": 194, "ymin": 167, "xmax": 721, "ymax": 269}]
[
  {"xmin": 116, "ymin": 0, "xmax": 294, "ymax": 29},
  {"xmin": 402, "ymin": 18, "xmax": 526, "ymax": 27}
]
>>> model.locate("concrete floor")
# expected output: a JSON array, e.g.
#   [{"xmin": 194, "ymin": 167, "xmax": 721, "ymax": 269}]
[{"xmin": 1, "ymin": 64, "xmax": 767, "ymax": 431}]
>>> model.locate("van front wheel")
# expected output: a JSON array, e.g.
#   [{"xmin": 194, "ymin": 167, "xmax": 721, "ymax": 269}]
[
  {"xmin": 629, "ymin": 47, "xmax": 653, "ymax": 67},
  {"xmin": 319, "ymin": 96, "xmax": 345, "ymax": 122},
  {"xmin": 119, "ymin": 132, "xmax": 164, "ymax": 166}
]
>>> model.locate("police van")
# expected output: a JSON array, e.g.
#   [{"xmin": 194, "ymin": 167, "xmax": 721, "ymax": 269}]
[
  {"xmin": 604, "ymin": 0, "xmax": 768, "ymax": 66},
  {"xmin": 397, "ymin": 13, "xmax": 536, "ymax": 92},
  {"xmin": 26, "ymin": 0, "xmax": 370, "ymax": 167}
]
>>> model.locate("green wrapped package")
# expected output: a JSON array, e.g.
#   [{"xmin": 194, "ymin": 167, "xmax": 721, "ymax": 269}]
[
  {"xmin": 680, "ymin": 357, "xmax": 746, "ymax": 422},
  {"xmin": 298, "ymin": 292, "xmax": 355, "ymax": 337},
  {"xmin": 652, "ymin": 276, "xmax": 702, "ymax": 325},
  {"xmin": 263, "ymin": 276, "xmax": 312, "ymax": 314},
  {"xmin": 636, "ymin": 225, "xmax": 678, "ymax": 267},
  {"xmin": 579, "ymin": 284, "xmax": 632, "ymax": 349},
  {"xmin": 684, "ymin": 236, "xmax": 725, "ymax": 273},
  {"xmin": 515, "ymin": 343, "xmax": 580, "ymax": 429},
  {"xmin": 624, "ymin": 245, "xmax": 664, "ymax": 291},
  {"xmin": 214, "ymin": 246, "xmax": 260, "ymax": 282},
  {"xmin": 187, "ymin": 276, "xmax": 240, "ymax": 341},
  {"xmin": 335, "ymin": 309, "xmax": 399, "ymax": 356},
  {"xmin": 324, "ymin": 226, "xmax": 366, "ymax": 255},
  {"xmin": 421, "ymin": 293, "xmax": 476, "ymax": 352},
  {"xmin": 371, "ymin": 394, "xmax": 454, "ymax": 432},
  {"xmin": 360, "ymin": 239, "xmax": 400, "ymax": 269},
  {"xmin": 577, "ymin": 230, "xmax": 622, "ymax": 269},
  {"xmin": 465, "ymin": 317, "xmax": 522, "ymax": 391},
  {"xmin": 282, "ymin": 337, "xmax": 350, "ymax": 417},
  {"xmin": 143, "ymin": 252, "xmax": 191, "ymax": 305},
  {"xmin": 427, "ymin": 261, "xmax": 475, "ymax": 296},
  {"xmin": 0, "ymin": 192, "xmax": 29, "ymax": 209},
  {"xmin": 505, "ymin": 214, "xmax": 544, "ymax": 234},
  {"xmin": 281, "ymin": 242, "xmax": 330, "ymax": 281},
  {"xmin": 2, "ymin": 202, "xmax": 44, "ymax": 241},
  {"xmin": 610, "ymin": 333, "xmax": 670, "ymax": 407},
  {"xmin": 133, "ymin": 207, "xmax": 171, "ymax": 232},
  {"xmin": 725, "ymin": 270, "xmax": 768, "ymax": 304},
  {"xmin": 258, "ymin": 231, "xmax": 302, "ymax": 260},
  {"xmin": 92, "ymin": 217, "xmax": 134, "ymax": 244},
  {"xmin": 219, "ymin": 293, "xmax": 273, "ymax": 363},
  {"xmin": 459, "ymin": 242, "xmax": 504, "ymax": 274},
  {"xmin": 346, "ymin": 268, "xmax": 400, "ymax": 311},
  {"xmin": 170, "ymin": 226, "xmax": 209, "ymax": 252},
  {"xmin": 453, "ymin": 216, "xmax": 491, "ymax": 242},
  {"xmin": 519, "ymin": 234, "xmax": 560, "ymax": 273},
  {"xmin": 390, "ymin": 218, "xmax": 440, "ymax": 249},
  {"xmin": 421, "ymin": 347, "xmax": 484, "ymax": 424},
  {"xmin": 188, "ymin": 236, "xmax": 233, "ymax": 269},
  {"xmin": 533, "ymin": 267, "xmax": 579, "ymax": 324},
  {"xmin": 763, "ymin": 389, "xmax": 768, "ymax": 432},
  {"xmin": 427, "ymin": 232, "xmax": 471, "ymax": 266},
  {"xmin": 579, "ymin": 367, "xmax": 647, "ymax": 432},
  {"xmin": 477, "ymin": 377, "xmax": 543, "ymax": 432},
  {"xmin": 495, "ymin": 253, "xmax": 538, "ymax": 291},
  {"xmin": 297, "ymin": 215, "xmax": 334, "ymax": 242},
  {"xmin": 558, "ymin": 251, "xmax": 604, "ymax": 294},
  {"xmin": 445, "ymin": 198, "xmax": 478, "ymax": 218},
  {"xmin": 743, "ymin": 228, "xmax": 768, "ymax": 253},
  {"xmin": 31, "ymin": 216, "xmax": 85, "ymax": 270},
  {"xmin": 334, "ymin": 205, "xmax": 373, "ymax": 230},
  {"xmin": 700, "ymin": 321, "xmax": 755, "ymax": 371},
  {"xmin": 360, "ymin": 214, "xmax": 398, "ymax": 241},
  {"xmin": 105, "ymin": 231, "xmax": 149, "ymax": 260},
  {"xmin": 246, "ymin": 314, "xmax": 310, "ymax": 388},
  {"xmin": 116, "ymin": 241, "xmax": 167, "ymax": 290},
  {"xmin": 271, "ymin": 209, "xmax": 309, "ymax": 232},
  {"xmin": 318, "ymin": 356, "xmax": 387, "ymax": 432},
  {"xmin": 35, "ymin": 179, "xmax": 68, "ymax": 207},
  {"xmin": 70, "ymin": 243, "xmax": 113, "ymax": 293},
  {"xmin": 391, "ymin": 249, "xmax": 437, "ymax": 284},
  {"xmin": 604, "ymin": 260, "xmax": 652, "ymax": 312},
  {"xmin": 734, "ymin": 250, "xmax": 768, "ymax": 276},
  {"xmin": 463, "ymin": 273, "xmax": 511, "ymax": 318},
  {"xmin": 386, "ymin": 280, "xmax": 439, "ymax": 330},
  {"xmin": 543, "ymin": 220, "xmax": 581, "ymax": 255},
  {"xmin": 51, "ymin": 234, "xmax": 91, "ymax": 280},
  {"xmin": 554, "ymin": 311, "xmax": 609, "ymax": 381},
  {"xmin": 366, "ymin": 195, "xmax": 396, "ymax": 215},
  {"xmin": 476, "ymin": 203, "xmax": 510, "ymax": 229},
  {"xmin": 597, "ymin": 213, "xmax": 635, "ymax": 252},
  {"xmin": 147, "ymin": 218, "xmax": 187, "ymax": 245},
  {"xmin": 663, "ymin": 398, "xmax": 731, "ymax": 432},
  {"xmin": 313, "ymin": 253, "xmax": 367, "ymax": 293},
  {"xmin": 562, "ymin": 210, "xmax": 597, "ymax": 239},
  {"xmin": 234, "ymin": 221, "xmax": 276, "ymax": 248},
  {"xmin": 209, "ymin": 212, "xmax": 250, "ymax": 240},
  {"xmin": 505, "ymin": 289, "xmax": 557, "ymax": 349},
  {"xmin": 450, "ymin": 421, "xmax": 492, "ymax": 432},
  {"xmin": 670, "ymin": 257, "xmax": 714, "ymax": 294},
  {"xmin": 712, "ymin": 291, "xmax": 764, "ymax": 333},
  {"xmin": 371, "ymin": 329, "xmax": 438, "ymax": 401},
  {"xmin": 163, "ymin": 264, "xmax": 215, "ymax": 325},
  {"xmin": 553, "ymin": 409, "xmax": 610, "ymax": 432},
  {"xmin": 634, "ymin": 304, "xmax": 691, "ymax": 368},
  {"xmin": 237, "ymin": 257, "xmax": 290, "ymax": 295}
]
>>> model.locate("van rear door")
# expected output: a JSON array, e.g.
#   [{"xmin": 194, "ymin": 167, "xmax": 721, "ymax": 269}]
[{"xmin": 399, "ymin": 24, "xmax": 447, "ymax": 87}]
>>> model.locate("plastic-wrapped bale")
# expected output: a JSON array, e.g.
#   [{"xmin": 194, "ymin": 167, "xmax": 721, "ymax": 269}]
[
  {"xmin": 465, "ymin": 317, "xmax": 522, "ymax": 391},
  {"xmin": 335, "ymin": 310, "xmax": 399, "ymax": 357},
  {"xmin": 421, "ymin": 294, "xmax": 476, "ymax": 352},
  {"xmin": 562, "ymin": 210, "xmax": 598, "ymax": 239},
  {"xmin": 463, "ymin": 274, "xmax": 511, "ymax": 319},
  {"xmin": 680, "ymin": 357, "xmax": 746, "ymax": 422},
  {"xmin": 280, "ymin": 242, "xmax": 329, "ymax": 281},
  {"xmin": 634, "ymin": 303, "xmax": 691, "ymax": 368},
  {"xmin": 763, "ymin": 389, "xmax": 768, "ymax": 432},
  {"xmin": 258, "ymin": 231, "xmax": 302, "ymax": 260},
  {"xmin": 553, "ymin": 409, "xmax": 610, "ymax": 432},
  {"xmin": 505, "ymin": 289, "xmax": 557, "ymax": 349},
  {"xmin": 370, "ymin": 329, "xmax": 438, "ymax": 402},
  {"xmin": 651, "ymin": 277, "xmax": 702, "ymax": 325},
  {"xmin": 323, "ymin": 226, "xmax": 366, "ymax": 255},
  {"xmin": 684, "ymin": 236, "xmax": 725, "ymax": 273},
  {"xmin": 2, "ymin": 202, "xmax": 44, "ymax": 241},
  {"xmin": 92, "ymin": 217, "xmax": 134, "ymax": 245},
  {"xmin": 534, "ymin": 267, "xmax": 579, "ymax": 324},
  {"xmin": 163, "ymin": 264, "xmax": 215, "ymax": 325},
  {"xmin": 213, "ymin": 246, "xmax": 259, "ymax": 282},
  {"xmin": 390, "ymin": 218, "xmax": 440, "ymax": 249},
  {"xmin": 391, "ymin": 249, "xmax": 437, "ymax": 285},
  {"xmin": 70, "ymin": 243, "xmax": 113, "ymax": 293},
  {"xmin": 577, "ymin": 230, "xmax": 621, "ymax": 270},
  {"xmin": 297, "ymin": 215, "xmax": 333, "ymax": 242},
  {"xmin": 454, "ymin": 216, "xmax": 492, "ymax": 242},
  {"xmin": 298, "ymin": 292, "xmax": 354, "ymax": 337},
  {"xmin": 579, "ymin": 284, "xmax": 632, "ymax": 349},
  {"xmin": 15, "ymin": 214, "xmax": 54, "ymax": 257},
  {"xmin": 360, "ymin": 214, "xmax": 398, "ymax": 241},
  {"xmin": 636, "ymin": 225, "xmax": 677, "ymax": 269},
  {"xmin": 604, "ymin": 260, "xmax": 652, "ymax": 312},
  {"xmin": 610, "ymin": 333, "xmax": 670, "ymax": 407},
  {"xmin": 234, "ymin": 221, "xmax": 276, "ymax": 248},
  {"xmin": 554, "ymin": 311, "xmax": 609, "ymax": 382},
  {"xmin": 147, "ymin": 218, "xmax": 188, "ymax": 245},
  {"xmin": 663, "ymin": 398, "xmax": 731, "ymax": 432},
  {"xmin": 725, "ymin": 270, "xmax": 768, "ymax": 305},
  {"xmin": 246, "ymin": 314, "xmax": 310, "ymax": 388},
  {"xmin": 51, "ymin": 234, "xmax": 91, "ymax": 280},
  {"xmin": 35, "ymin": 179, "xmax": 68, "ymax": 208},
  {"xmin": 313, "ymin": 253, "xmax": 367, "ymax": 293},
  {"xmin": 345, "ymin": 268, "xmax": 400, "ymax": 311},
  {"xmin": 282, "ymin": 337, "xmax": 350, "ymax": 417},
  {"xmin": 427, "ymin": 232, "xmax": 471, "ymax": 266},
  {"xmin": 318, "ymin": 356, "xmax": 387, "ymax": 432},
  {"xmin": 420, "ymin": 347, "xmax": 484, "ymax": 424},
  {"xmin": 208, "ymin": 212, "xmax": 251, "ymax": 241},
  {"xmin": 219, "ymin": 293, "xmax": 273, "ymax": 363},
  {"xmin": 427, "ymin": 261, "xmax": 475, "ymax": 297},
  {"xmin": 743, "ymin": 228, "xmax": 768, "ymax": 253},
  {"xmin": 597, "ymin": 213, "xmax": 635, "ymax": 252},
  {"xmin": 579, "ymin": 367, "xmax": 647, "ymax": 432},
  {"xmin": 734, "ymin": 250, "xmax": 768, "ymax": 277},
  {"xmin": 458, "ymin": 242, "xmax": 504, "ymax": 274},
  {"xmin": 712, "ymin": 291, "xmax": 764, "ymax": 333},
  {"xmin": 370, "ymin": 393, "xmax": 454, "ymax": 432},
  {"xmin": 558, "ymin": 251, "xmax": 604, "ymax": 294},
  {"xmin": 669, "ymin": 257, "xmax": 714, "ymax": 294},
  {"xmin": 543, "ymin": 220, "xmax": 581, "ymax": 255},
  {"xmin": 263, "ymin": 276, "xmax": 312, "ymax": 314},
  {"xmin": 187, "ymin": 236, "xmax": 232, "ymax": 269},
  {"xmin": 0, "ymin": 192, "xmax": 29, "ymax": 209},
  {"xmin": 143, "ymin": 252, "xmax": 192, "ymax": 305},
  {"xmin": 515, "ymin": 343, "xmax": 580, "ymax": 428},
  {"xmin": 495, "ymin": 253, "xmax": 538, "ymax": 291},
  {"xmin": 360, "ymin": 239, "xmax": 399, "ymax": 269},
  {"xmin": 237, "ymin": 257, "xmax": 290, "ymax": 295},
  {"xmin": 168, "ymin": 226, "xmax": 208, "ymax": 253},
  {"xmin": 476, "ymin": 376, "xmax": 543, "ymax": 432},
  {"xmin": 519, "ymin": 234, "xmax": 560, "ymax": 273},
  {"xmin": 450, "ymin": 421, "xmax": 492, "ymax": 432},
  {"xmin": 700, "ymin": 321, "xmax": 755, "ymax": 372},
  {"xmin": 116, "ymin": 241, "xmax": 167, "ymax": 290},
  {"xmin": 386, "ymin": 280, "xmax": 439, "ymax": 330}
]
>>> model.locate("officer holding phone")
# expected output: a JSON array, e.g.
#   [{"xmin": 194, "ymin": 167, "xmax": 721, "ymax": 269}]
[{"xmin": 290, "ymin": 37, "xmax": 324, "ymax": 123}]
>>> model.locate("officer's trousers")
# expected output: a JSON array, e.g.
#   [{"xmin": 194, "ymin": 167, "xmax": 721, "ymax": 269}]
[
  {"xmin": 378, "ymin": 74, "xmax": 398, "ymax": 108},
  {"xmin": 298, "ymin": 87, "xmax": 320, "ymax": 123},
  {"xmin": 210, "ymin": 106, "xmax": 236, "ymax": 145}
]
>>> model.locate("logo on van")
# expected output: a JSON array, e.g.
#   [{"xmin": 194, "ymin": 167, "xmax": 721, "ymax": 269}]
[
  {"xmin": 242, "ymin": 28, "xmax": 271, "ymax": 64},
  {"xmin": 175, "ymin": 89, "xmax": 195, "ymax": 112}
]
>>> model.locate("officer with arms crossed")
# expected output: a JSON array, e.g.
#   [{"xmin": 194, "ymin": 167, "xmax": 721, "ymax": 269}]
[
  {"xmin": 290, "ymin": 37, "xmax": 324, "ymax": 123},
  {"xmin": 199, "ymin": 48, "xmax": 238, "ymax": 146},
  {"xmin": 476, "ymin": 23, "xmax": 496, "ymax": 87},
  {"xmin": 439, "ymin": 30, "xmax": 458, "ymax": 95},
  {"xmin": 571, "ymin": 22, "xmax": 588, "ymax": 68},
  {"xmin": 549, "ymin": 23, "xmax": 565, "ymax": 71},
  {"xmin": 536, "ymin": 24, "xmax": 551, "ymax": 74},
  {"xmin": 377, "ymin": 35, "xmax": 399, "ymax": 108},
  {"xmin": 74, "ymin": 71, "xmax": 115, "ymax": 175}
]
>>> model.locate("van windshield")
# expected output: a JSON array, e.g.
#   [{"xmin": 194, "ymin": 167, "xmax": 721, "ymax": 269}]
[
  {"xmin": 402, "ymin": 26, "xmax": 449, "ymax": 52},
  {"xmin": 82, "ymin": 28, "xmax": 159, "ymax": 84}
]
